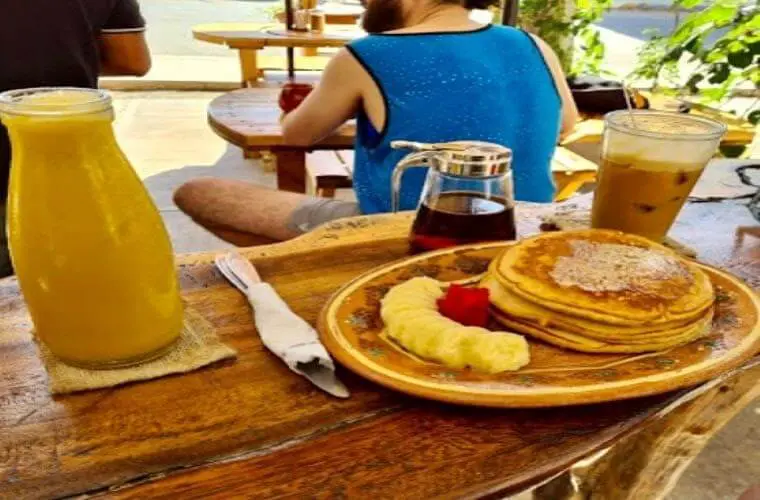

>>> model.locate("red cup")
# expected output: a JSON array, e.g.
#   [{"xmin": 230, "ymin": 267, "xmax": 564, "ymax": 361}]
[{"xmin": 279, "ymin": 82, "xmax": 314, "ymax": 114}]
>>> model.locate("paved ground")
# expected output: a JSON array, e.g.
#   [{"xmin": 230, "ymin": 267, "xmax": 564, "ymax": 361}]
[
  {"xmin": 134, "ymin": 0, "xmax": 674, "ymax": 80},
  {"xmin": 137, "ymin": 0, "xmax": 686, "ymax": 58},
  {"xmin": 140, "ymin": 0, "xmax": 277, "ymax": 57},
  {"xmin": 113, "ymin": 89, "xmax": 759, "ymax": 500}
]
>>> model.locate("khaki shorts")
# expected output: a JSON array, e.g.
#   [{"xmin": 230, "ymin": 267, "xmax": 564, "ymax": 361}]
[{"xmin": 286, "ymin": 198, "xmax": 362, "ymax": 235}]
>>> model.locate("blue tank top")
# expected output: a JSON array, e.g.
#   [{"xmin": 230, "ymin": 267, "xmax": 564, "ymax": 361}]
[{"xmin": 346, "ymin": 25, "xmax": 561, "ymax": 214}]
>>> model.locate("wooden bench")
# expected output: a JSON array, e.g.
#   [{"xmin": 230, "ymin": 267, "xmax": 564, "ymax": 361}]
[
  {"xmin": 306, "ymin": 147, "xmax": 599, "ymax": 201},
  {"xmin": 306, "ymin": 150, "xmax": 354, "ymax": 197}
]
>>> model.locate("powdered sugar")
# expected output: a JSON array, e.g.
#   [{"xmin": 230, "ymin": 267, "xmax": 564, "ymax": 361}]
[{"xmin": 550, "ymin": 240, "xmax": 693, "ymax": 296}]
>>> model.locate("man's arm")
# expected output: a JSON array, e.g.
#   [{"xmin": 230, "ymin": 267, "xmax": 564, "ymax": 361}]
[
  {"xmin": 281, "ymin": 49, "xmax": 363, "ymax": 146},
  {"xmin": 529, "ymin": 34, "xmax": 580, "ymax": 138},
  {"xmin": 98, "ymin": 0, "xmax": 151, "ymax": 76},
  {"xmin": 98, "ymin": 33, "xmax": 151, "ymax": 76}
]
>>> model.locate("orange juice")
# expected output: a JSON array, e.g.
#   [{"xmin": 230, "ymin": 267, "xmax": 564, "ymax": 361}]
[{"xmin": 0, "ymin": 88, "xmax": 183, "ymax": 368}]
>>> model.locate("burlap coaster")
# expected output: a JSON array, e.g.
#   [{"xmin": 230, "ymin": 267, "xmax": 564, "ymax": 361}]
[
  {"xmin": 38, "ymin": 308, "xmax": 237, "ymax": 395},
  {"xmin": 539, "ymin": 206, "xmax": 698, "ymax": 258}
]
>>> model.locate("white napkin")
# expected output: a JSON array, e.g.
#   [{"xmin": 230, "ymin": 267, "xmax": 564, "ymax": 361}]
[{"xmin": 216, "ymin": 253, "xmax": 349, "ymax": 398}]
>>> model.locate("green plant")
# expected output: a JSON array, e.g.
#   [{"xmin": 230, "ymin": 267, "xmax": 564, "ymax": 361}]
[
  {"xmin": 571, "ymin": 0, "xmax": 614, "ymax": 76},
  {"xmin": 518, "ymin": 0, "xmax": 612, "ymax": 76},
  {"xmin": 632, "ymin": 0, "xmax": 759, "ymax": 122}
]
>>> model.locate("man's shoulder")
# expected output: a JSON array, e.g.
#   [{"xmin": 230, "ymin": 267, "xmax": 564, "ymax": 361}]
[{"xmin": 487, "ymin": 24, "xmax": 527, "ymax": 38}]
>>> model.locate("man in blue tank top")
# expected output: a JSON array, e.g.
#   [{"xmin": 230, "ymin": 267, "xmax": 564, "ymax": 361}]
[{"xmin": 175, "ymin": 0, "xmax": 578, "ymax": 244}]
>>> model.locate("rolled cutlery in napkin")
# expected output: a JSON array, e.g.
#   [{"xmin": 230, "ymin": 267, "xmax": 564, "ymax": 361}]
[{"xmin": 215, "ymin": 252, "xmax": 349, "ymax": 398}]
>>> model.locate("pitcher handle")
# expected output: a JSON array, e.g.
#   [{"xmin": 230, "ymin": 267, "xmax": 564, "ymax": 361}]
[{"xmin": 390, "ymin": 151, "xmax": 437, "ymax": 213}]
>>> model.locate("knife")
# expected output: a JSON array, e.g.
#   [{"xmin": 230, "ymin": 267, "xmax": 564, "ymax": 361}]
[{"xmin": 215, "ymin": 252, "xmax": 350, "ymax": 399}]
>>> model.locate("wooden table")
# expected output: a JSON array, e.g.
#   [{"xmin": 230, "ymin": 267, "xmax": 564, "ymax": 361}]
[
  {"xmin": 207, "ymin": 87, "xmax": 599, "ymax": 197},
  {"xmin": 208, "ymin": 87, "xmax": 355, "ymax": 192},
  {"xmin": 0, "ymin": 200, "xmax": 757, "ymax": 499},
  {"xmin": 193, "ymin": 23, "xmax": 361, "ymax": 85}
]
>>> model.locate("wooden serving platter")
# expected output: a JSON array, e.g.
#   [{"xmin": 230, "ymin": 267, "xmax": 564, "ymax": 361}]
[{"xmin": 319, "ymin": 242, "xmax": 760, "ymax": 407}]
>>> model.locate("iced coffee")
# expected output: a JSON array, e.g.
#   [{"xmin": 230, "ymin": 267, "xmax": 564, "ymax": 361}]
[{"xmin": 591, "ymin": 111, "xmax": 726, "ymax": 241}]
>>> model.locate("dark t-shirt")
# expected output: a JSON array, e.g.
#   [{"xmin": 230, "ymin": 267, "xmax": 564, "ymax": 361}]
[{"xmin": 0, "ymin": 0, "xmax": 145, "ymax": 200}]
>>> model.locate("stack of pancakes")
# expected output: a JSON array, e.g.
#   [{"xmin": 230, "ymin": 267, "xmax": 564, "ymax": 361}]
[{"xmin": 484, "ymin": 229, "xmax": 715, "ymax": 353}]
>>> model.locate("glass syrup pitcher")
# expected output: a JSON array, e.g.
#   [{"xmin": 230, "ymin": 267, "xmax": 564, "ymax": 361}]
[
  {"xmin": 391, "ymin": 140, "xmax": 516, "ymax": 253},
  {"xmin": 0, "ymin": 87, "xmax": 183, "ymax": 368}
]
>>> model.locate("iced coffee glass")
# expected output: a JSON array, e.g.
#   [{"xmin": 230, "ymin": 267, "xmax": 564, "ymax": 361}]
[{"xmin": 591, "ymin": 110, "xmax": 727, "ymax": 241}]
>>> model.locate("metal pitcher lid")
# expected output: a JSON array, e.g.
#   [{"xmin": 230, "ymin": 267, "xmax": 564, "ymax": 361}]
[{"xmin": 391, "ymin": 140, "xmax": 512, "ymax": 178}]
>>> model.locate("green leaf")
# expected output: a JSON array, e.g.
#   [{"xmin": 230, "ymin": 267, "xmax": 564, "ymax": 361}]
[
  {"xmin": 685, "ymin": 73, "xmax": 705, "ymax": 93},
  {"xmin": 676, "ymin": 0, "xmax": 704, "ymax": 7},
  {"xmin": 748, "ymin": 110, "xmax": 760, "ymax": 126},
  {"xmin": 727, "ymin": 50, "xmax": 754, "ymax": 68},
  {"xmin": 664, "ymin": 47, "xmax": 684, "ymax": 62},
  {"xmin": 708, "ymin": 62, "xmax": 731, "ymax": 83},
  {"xmin": 683, "ymin": 36, "xmax": 702, "ymax": 54}
]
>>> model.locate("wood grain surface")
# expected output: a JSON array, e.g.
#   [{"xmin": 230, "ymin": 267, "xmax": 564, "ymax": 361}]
[
  {"xmin": 0, "ymin": 204, "xmax": 757, "ymax": 499},
  {"xmin": 207, "ymin": 88, "xmax": 356, "ymax": 150}
]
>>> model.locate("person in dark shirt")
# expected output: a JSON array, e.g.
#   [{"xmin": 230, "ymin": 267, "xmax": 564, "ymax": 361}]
[{"xmin": 0, "ymin": 0, "xmax": 151, "ymax": 276}]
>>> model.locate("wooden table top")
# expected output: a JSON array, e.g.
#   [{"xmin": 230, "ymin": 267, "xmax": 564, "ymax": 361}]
[
  {"xmin": 208, "ymin": 87, "xmax": 356, "ymax": 150},
  {"xmin": 193, "ymin": 23, "xmax": 362, "ymax": 49},
  {"xmin": 1, "ymin": 200, "xmax": 758, "ymax": 499}
]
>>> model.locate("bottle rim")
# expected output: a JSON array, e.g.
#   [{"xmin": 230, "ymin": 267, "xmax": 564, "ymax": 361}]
[
  {"xmin": 604, "ymin": 109, "xmax": 727, "ymax": 141},
  {"xmin": 0, "ymin": 87, "xmax": 112, "ymax": 117}
]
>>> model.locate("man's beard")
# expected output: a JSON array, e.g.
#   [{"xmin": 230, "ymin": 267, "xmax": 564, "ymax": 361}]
[{"xmin": 361, "ymin": 0, "xmax": 405, "ymax": 33}]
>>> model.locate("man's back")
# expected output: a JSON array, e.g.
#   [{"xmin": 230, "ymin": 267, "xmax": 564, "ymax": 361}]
[
  {"xmin": 348, "ymin": 25, "xmax": 562, "ymax": 213},
  {"xmin": 0, "ymin": 0, "xmax": 144, "ymax": 92}
]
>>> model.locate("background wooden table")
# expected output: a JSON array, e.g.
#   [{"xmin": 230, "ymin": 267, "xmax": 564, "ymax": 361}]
[
  {"xmin": 0, "ymin": 199, "xmax": 757, "ymax": 499},
  {"xmin": 193, "ymin": 23, "xmax": 360, "ymax": 85},
  {"xmin": 207, "ymin": 87, "xmax": 600, "ymax": 198},
  {"xmin": 208, "ymin": 87, "xmax": 355, "ymax": 192}
]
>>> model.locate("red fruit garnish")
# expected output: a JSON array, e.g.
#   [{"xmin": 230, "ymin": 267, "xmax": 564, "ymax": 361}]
[{"xmin": 437, "ymin": 284, "xmax": 490, "ymax": 327}]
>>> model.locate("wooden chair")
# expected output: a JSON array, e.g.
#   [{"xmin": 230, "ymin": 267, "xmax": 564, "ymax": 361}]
[{"xmin": 305, "ymin": 147, "xmax": 600, "ymax": 201}]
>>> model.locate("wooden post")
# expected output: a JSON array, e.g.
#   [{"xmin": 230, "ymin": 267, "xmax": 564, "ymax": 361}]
[
  {"xmin": 284, "ymin": 0, "xmax": 296, "ymax": 78},
  {"xmin": 501, "ymin": 0, "xmax": 519, "ymax": 26}
]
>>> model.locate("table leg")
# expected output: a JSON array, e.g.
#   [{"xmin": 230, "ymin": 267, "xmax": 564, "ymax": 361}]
[
  {"xmin": 244, "ymin": 149, "xmax": 262, "ymax": 160},
  {"xmin": 534, "ymin": 360, "xmax": 760, "ymax": 500},
  {"xmin": 238, "ymin": 49, "xmax": 261, "ymax": 87},
  {"xmin": 274, "ymin": 150, "xmax": 307, "ymax": 193}
]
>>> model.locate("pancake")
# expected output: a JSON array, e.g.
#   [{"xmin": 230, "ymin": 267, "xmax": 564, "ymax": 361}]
[
  {"xmin": 483, "ymin": 274, "xmax": 711, "ymax": 342},
  {"xmin": 491, "ymin": 229, "xmax": 714, "ymax": 326},
  {"xmin": 491, "ymin": 308, "xmax": 713, "ymax": 354}
]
